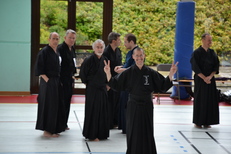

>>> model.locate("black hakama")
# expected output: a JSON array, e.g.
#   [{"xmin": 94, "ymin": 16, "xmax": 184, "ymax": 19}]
[
  {"xmin": 103, "ymin": 44, "xmax": 122, "ymax": 129},
  {"xmin": 79, "ymin": 54, "xmax": 109, "ymax": 140},
  {"xmin": 191, "ymin": 46, "xmax": 220, "ymax": 126},
  {"xmin": 118, "ymin": 90, "xmax": 128, "ymax": 133},
  {"xmin": 35, "ymin": 45, "xmax": 66, "ymax": 134},
  {"xmin": 108, "ymin": 65, "xmax": 173, "ymax": 154},
  {"xmin": 58, "ymin": 42, "xmax": 77, "ymax": 128}
]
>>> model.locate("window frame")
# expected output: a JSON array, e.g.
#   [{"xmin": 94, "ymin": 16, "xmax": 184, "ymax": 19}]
[{"xmin": 31, "ymin": 0, "xmax": 113, "ymax": 94}]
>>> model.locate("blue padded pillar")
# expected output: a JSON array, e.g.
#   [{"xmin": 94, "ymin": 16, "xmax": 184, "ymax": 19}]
[{"xmin": 171, "ymin": 1, "xmax": 195, "ymax": 99}]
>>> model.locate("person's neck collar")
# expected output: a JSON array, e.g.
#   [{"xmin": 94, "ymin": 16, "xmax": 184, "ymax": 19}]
[
  {"xmin": 136, "ymin": 64, "xmax": 143, "ymax": 70},
  {"xmin": 110, "ymin": 44, "xmax": 117, "ymax": 51},
  {"xmin": 49, "ymin": 44, "xmax": 57, "ymax": 52},
  {"xmin": 64, "ymin": 41, "xmax": 72, "ymax": 50},
  {"xmin": 201, "ymin": 45, "xmax": 208, "ymax": 51}
]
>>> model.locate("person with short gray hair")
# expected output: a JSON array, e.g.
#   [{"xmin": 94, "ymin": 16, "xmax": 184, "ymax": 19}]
[
  {"xmin": 65, "ymin": 29, "xmax": 76, "ymax": 36},
  {"xmin": 57, "ymin": 29, "xmax": 77, "ymax": 130},
  {"xmin": 92, "ymin": 39, "xmax": 105, "ymax": 50},
  {"xmin": 79, "ymin": 39, "xmax": 109, "ymax": 141}
]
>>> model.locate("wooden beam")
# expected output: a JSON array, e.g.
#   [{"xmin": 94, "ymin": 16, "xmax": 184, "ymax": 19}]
[
  {"xmin": 103, "ymin": 0, "xmax": 113, "ymax": 44},
  {"xmin": 30, "ymin": 0, "xmax": 40, "ymax": 94}
]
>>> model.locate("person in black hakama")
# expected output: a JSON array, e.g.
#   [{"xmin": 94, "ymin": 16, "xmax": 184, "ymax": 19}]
[
  {"xmin": 190, "ymin": 33, "xmax": 220, "ymax": 129},
  {"xmin": 103, "ymin": 32, "xmax": 122, "ymax": 129},
  {"xmin": 114, "ymin": 33, "xmax": 138, "ymax": 134},
  {"xmin": 35, "ymin": 32, "xmax": 66, "ymax": 137},
  {"xmin": 58, "ymin": 29, "xmax": 77, "ymax": 130},
  {"xmin": 104, "ymin": 47, "xmax": 178, "ymax": 154},
  {"xmin": 79, "ymin": 39, "xmax": 109, "ymax": 141}
]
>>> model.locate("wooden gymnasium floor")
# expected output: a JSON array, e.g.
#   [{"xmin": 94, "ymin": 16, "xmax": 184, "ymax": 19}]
[{"xmin": 0, "ymin": 95, "xmax": 231, "ymax": 154}]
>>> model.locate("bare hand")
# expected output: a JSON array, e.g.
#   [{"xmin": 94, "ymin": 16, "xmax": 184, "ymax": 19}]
[
  {"xmin": 106, "ymin": 85, "xmax": 111, "ymax": 91},
  {"xmin": 169, "ymin": 62, "xmax": 179, "ymax": 80},
  {"xmin": 104, "ymin": 60, "xmax": 112, "ymax": 82},
  {"xmin": 204, "ymin": 76, "xmax": 211, "ymax": 84},
  {"xmin": 115, "ymin": 67, "xmax": 126, "ymax": 74},
  {"xmin": 170, "ymin": 61, "xmax": 178, "ymax": 73},
  {"xmin": 104, "ymin": 60, "xmax": 110, "ymax": 74},
  {"xmin": 114, "ymin": 66, "xmax": 122, "ymax": 72},
  {"xmin": 40, "ymin": 75, "xmax": 49, "ymax": 82}
]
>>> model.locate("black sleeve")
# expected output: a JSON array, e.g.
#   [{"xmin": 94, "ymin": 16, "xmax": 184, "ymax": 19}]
[{"xmin": 35, "ymin": 50, "xmax": 46, "ymax": 76}]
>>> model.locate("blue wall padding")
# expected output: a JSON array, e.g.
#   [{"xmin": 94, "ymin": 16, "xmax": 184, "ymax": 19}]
[{"xmin": 171, "ymin": 1, "xmax": 195, "ymax": 99}]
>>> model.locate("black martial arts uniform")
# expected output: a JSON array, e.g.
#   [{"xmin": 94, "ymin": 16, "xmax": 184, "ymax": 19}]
[
  {"xmin": 79, "ymin": 54, "xmax": 109, "ymax": 140},
  {"xmin": 117, "ymin": 46, "xmax": 138, "ymax": 134},
  {"xmin": 35, "ymin": 45, "xmax": 66, "ymax": 134},
  {"xmin": 103, "ymin": 44, "xmax": 122, "ymax": 129},
  {"xmin": 58, "ymin": 42, "xmax": 77, "ymax": 128},
  {"xmin": 108, "ymin": 64, "xmax": 173, "ymax": 154},
  {"xmin": 190, "ymin": 46, "xmax": 220, "ymax": 126}
]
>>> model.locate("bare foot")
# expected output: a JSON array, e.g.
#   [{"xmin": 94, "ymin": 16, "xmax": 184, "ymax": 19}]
[
  {"xmin": 43, "ymin": 131, "xmax": 52, "ymax": 137},
  {"xmin": 65, "ymin": 127, "xmax": 70, "ymax": 130},
  {"xmin": 51, "ymin": 134, "xmax": 60, "ymax": 137},
  {"xmin": 203, "ymin": 125, "xmax": 211, "ymax": 128},
  {"xmin": 89, "ymin": 138, "xmax": 99, "ymax": 141},
  {"xmin": 194, "ymin": 124, "xmax": 202, "ymax": 128},
  {"xmin": 43, "ymin": 131, "xmax": 60, "ymax": 137}
]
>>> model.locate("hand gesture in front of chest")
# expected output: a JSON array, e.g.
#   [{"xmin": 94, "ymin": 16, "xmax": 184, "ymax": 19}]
[{"xmin": 104, "ymin": 60, "xmax": 112, "ymax": 81}]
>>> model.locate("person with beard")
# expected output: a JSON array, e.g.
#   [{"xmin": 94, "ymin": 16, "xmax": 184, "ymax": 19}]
[{"xmin": 79, "ymin": 39, "xmax": 109, "ymax": 141}]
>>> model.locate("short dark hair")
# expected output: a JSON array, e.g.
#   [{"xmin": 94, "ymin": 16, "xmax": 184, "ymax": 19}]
[
  {"xmin": 108, "ymin": 32, "xmax": 121, "ymax": 43},
  {"xmin": 125, "ymin": 33, "xmax": 137, "ymax": 44},
  {"xmin": 201, "ymin": 33, "xmax": 210, "ymax": 39}
]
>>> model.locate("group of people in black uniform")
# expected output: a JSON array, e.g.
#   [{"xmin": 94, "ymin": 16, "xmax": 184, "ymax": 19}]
[
  {"xmin": 35, "ymin": 29, "xmax": 77, "ymax": 137},
  {"xmin": 35, "ymin": 30, "xmax": 220, "ymax": 154}
]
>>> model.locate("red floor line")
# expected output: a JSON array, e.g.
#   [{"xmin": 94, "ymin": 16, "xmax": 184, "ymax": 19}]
[{"xmin": 0, "ymin": 95, "xmax": 230, "ymax": 106}]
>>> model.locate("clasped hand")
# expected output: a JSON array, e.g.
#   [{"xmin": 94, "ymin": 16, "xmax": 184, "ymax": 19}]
[{"xmin": 204, "ymin": 76, "xmax": 212, "ymax": 84}]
